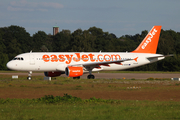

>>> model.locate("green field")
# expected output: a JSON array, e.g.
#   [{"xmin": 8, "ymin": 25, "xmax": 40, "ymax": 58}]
[{"xmin": 0, "ymin": 95, "xmax": 180, "ymax": 120}]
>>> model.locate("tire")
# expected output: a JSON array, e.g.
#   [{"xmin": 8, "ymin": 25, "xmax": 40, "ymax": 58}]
[
  {"xmin": 27, "ymin": 76, "xmax": 31, "ymax": 80},
  {"xmin": 87, "ymin": 75, "xmax": 95, "ymax": 79}
]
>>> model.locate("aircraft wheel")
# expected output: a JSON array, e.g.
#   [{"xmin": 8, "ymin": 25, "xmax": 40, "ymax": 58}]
[
  {"xmin": 27, "ymin": 76, "xmax": 31, "ymax": 80},
  {"xmin": 87, "ymin": 75, "xmax": 95, "ymax": 79}
]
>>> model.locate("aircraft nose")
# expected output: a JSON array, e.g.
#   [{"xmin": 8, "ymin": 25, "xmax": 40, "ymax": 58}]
[{"xmin": 6, "ymin": 61, "xmax": 15, "ymax": 70}]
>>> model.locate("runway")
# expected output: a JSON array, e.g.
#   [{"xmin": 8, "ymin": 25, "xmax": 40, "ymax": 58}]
[{"xmin": 1, "ymin": 72, "xmax": 180, "ymax": 79}]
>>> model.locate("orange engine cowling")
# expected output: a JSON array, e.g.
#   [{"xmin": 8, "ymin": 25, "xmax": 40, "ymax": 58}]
[
  {"xmin": 65, "ymin": 66, "xmax": 83, "ymax": 77},
  {"xmin": 44, "ymin": 71, "xmax": 61, "ymax": 77}
]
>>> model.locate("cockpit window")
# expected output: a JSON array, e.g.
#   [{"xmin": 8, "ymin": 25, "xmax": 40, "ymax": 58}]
[
  {"xmin": 13, "ymin": 58, "xmax": 17, "ymax": 60},
  {"xmin": 13, "ymin": 57, "xmax": 24, "ymax": 60}
]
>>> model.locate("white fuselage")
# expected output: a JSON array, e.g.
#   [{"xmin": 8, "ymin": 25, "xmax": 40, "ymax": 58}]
[{"xmin": 6, "ymin": 52, "xmax": 164, "ymax": 72}]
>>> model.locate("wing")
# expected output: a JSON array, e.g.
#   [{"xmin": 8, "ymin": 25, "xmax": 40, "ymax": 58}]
[
  {"xmin": 70, "ymin": 58, "xmax": 134, "ymax": 70},
  {"xmin": 82, "ymin": 59, "xmax": 132, "ymax": 67}
]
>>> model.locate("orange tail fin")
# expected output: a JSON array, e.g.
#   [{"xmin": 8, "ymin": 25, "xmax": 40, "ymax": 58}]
[{"xmin": 132, "ymin": 26, "xmax": 162, "ymax": 54}]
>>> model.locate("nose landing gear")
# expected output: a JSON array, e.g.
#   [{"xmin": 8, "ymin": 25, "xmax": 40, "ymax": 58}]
[{"xmin": 27, "ymin": 71, "xmax": 32, "ymax": 80}]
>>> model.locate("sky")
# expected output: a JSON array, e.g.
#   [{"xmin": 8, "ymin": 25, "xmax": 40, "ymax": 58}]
[{"xmin": 0, "ymin": 0, "xmax": 180, "ymax": 37}]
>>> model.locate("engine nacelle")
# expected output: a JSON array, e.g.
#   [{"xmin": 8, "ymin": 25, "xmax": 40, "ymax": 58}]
[
  {"xmin": 44, "ymin": 71, "xmax": 61, "ymax": 77},
  {"xmin": 65, "ymin": 66, "xmax": 83, "ymax": 77}
]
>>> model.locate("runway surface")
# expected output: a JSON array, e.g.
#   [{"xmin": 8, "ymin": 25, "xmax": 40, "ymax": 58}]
[{"xmin": 1, "ymin": 72, "xmax": 180, "ymax": 79}]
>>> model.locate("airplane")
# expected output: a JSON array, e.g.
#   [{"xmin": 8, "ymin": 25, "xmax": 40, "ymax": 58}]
[{"xmin": 6, "ymin": 26, "xmax": 172, "ymax": 80}]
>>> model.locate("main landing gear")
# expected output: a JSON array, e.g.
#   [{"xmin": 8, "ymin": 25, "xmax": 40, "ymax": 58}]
[
  {"xmin": 87, "ymin": 69, "xmax": 95, "ymax": 79},
  {"xmin": 27, "ymin": 71, "xmax": 32, "ymax": 80},
  {"xmin": 73, "ymin": 75, "xmax": 95, "ymax": 79},
  {"xmin": 87, "ymin": 74, "xmax": 95, "ymax": 79}
]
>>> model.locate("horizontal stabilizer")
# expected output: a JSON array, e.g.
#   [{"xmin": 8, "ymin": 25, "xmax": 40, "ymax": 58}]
[{"xmin": 147, "ymin": 54, "xmax": 173, "ymax": 59}]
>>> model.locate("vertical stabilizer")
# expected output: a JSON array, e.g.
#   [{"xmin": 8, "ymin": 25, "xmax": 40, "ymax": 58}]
[{"xmin": 132, "ymin": 26, "xmax": 161, "ymax": 54}]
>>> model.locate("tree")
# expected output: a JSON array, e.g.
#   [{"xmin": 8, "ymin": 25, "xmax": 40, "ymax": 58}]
[
  {"xmin": 32, "ymin": 31, "xmax": 48, "ymax": 52},
  {"xmin": 0, "ymin": 53, "xmax": 9, "ymax": 70},
  {"xmin": 2, "ymin": 25, "xmax": 32, "ymax": 53},
  {"xmin": 70, "ymin": 29, "xmax": 86, "ymax": 52},
  {"xmin": 52, "ymin": 30, "xmax": 71, "ymax": 52}
]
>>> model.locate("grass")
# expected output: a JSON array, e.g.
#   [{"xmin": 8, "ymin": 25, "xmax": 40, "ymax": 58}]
[{"xmin": 0, "ymin": 96, "xmax": 180, "ymax": 120}]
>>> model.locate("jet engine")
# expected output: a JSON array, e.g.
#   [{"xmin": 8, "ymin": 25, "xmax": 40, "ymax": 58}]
[
  {"xmin": 65, "ymin": 66, "xmax": 83, "ymax": 77},
  {"xmin": 44, "ymin": 71, "xmax": 61, "ymax": 77}
]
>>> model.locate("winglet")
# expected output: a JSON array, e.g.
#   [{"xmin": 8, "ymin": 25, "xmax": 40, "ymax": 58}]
[
  {"xmin": 132, "ymin": 26, "xmax": 162, "ymax": 54},
  {"xmin": 134, "ymin": 57, "xmax": 138, "ymax": 62}
]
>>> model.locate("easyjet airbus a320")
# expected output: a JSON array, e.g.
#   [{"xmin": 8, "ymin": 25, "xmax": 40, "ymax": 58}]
[{"xmin": 6, "ymin": 26, "xmax": 172, "ymax": 80}]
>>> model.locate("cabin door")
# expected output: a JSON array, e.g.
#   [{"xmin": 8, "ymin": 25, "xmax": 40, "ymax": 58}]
[{"xmin": 29, "ymin": 54, "xmax": 35, "ymax": 65}]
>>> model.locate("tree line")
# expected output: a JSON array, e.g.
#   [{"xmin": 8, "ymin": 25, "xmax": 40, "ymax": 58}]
[{"xmin": 0, "ymin": 25, "xmax": 180, "ymax": 71}]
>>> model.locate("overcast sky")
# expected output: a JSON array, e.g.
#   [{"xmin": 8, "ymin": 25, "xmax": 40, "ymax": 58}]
[{"xmin": 1, "ymin": 0, "xmax": 180, "ymax": 37}]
